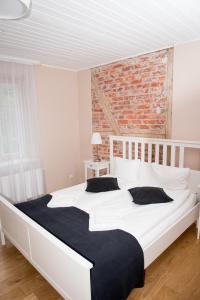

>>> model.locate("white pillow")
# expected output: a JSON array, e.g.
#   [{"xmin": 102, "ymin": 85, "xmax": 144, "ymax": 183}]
[
  {"xmin": 111, "ymin": 157, "xmax": 141, "ymax": 184},
  {"xmin": 151, "ymin": 163, "xmax": 190, "ymax": 190},
  {"xmin": 139, "ymin": 162, "xmax": 160, "ymax": 187},
  {"xmin": 139, "ymin": 162, "xmax": 190, "ymax": 190}
]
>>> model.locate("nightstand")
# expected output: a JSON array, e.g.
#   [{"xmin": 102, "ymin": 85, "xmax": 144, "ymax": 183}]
[{"xmin": 84, "ymin": 160, "xmax": 110, "ymax": 180}]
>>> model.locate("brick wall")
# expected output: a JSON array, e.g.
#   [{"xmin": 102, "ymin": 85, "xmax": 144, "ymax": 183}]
[{"xmin": 92, "ymin": 48, "xmax": 173, "ymax": 160}]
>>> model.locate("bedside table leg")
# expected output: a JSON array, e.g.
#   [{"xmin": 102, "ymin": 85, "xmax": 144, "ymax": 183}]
[
  {"xmin": 0, "ymin": 230, "xmax": 5, "ymax": 246},
  {"xmin": 197, "ymin": 203, "xmax": 200, "ymax": 239}
]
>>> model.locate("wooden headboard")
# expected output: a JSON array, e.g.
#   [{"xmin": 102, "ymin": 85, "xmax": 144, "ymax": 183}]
[{"xmin": 109, "ymin": 135, "xmax": 200, "ymax": 193}]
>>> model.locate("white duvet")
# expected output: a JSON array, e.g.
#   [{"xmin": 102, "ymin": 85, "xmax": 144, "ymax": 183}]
[{"xmin": 48, "ymin": 182, "xmax": 196, "ymax": 249}]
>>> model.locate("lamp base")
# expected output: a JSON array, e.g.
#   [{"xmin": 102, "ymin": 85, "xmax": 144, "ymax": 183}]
[
  {"xmin": 94, "ymin": 145, "xmax": 101, "ymax": 162},
  {"xmin": 94, "ymin": 157, "xmax": 101, "ymax": 162}
]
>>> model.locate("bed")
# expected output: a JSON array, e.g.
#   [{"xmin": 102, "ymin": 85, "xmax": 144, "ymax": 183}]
[{"xmin": 0, "ymin": 135, "xmax": 200, "ymax": 300}]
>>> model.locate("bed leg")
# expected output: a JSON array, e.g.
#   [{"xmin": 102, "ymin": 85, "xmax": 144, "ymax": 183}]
[{"xmin": 0, "ymin": 230, "xmax": 5, "ymax": 246}]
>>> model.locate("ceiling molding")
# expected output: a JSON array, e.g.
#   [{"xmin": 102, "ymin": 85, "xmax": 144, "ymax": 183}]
[
  {"xmin": 76, "ymin": 45, "xmax": 174, "ymax": 71},
  {"xmin": 40, "ymin": 64, "xmax": 77, "ymax": 72},
  {"xmin": 0, "ymin": 54, "xmax": 40, "ymax": 65}
]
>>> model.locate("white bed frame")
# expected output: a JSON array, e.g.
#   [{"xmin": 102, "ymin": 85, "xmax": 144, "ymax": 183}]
[{"xmin": 0, "ymin": 136, "xmax": 200, "ymax": 300}]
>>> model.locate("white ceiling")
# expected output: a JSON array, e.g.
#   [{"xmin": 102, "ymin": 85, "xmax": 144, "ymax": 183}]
[{"xmin": 0, "ymin": 0, "xmax": 200, "ymax": 70}]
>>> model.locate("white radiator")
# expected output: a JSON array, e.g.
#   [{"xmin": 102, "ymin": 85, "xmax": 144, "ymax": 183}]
[{"xmin": 0, "ymin": 168, "xmax": 45, "ymax": 203}]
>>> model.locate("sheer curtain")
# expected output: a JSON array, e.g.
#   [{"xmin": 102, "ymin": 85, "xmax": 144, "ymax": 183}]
[{"xmin": 0, "ymin": 61, "xmax": 44, "ymax": 203}]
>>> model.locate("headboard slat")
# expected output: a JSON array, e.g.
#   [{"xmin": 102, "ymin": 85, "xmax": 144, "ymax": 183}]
[
  {"xmin": 179, "ymin": 146, "xmax": 184, "ymax": 168},
  {"xmin": 148, "ymin": 143, "xmax": 152, "ymax": 163},
  {"xmin": 123, "ymin": 141, "xmax": 126, "ymax": 158},
  {"xmin": 170, "ymin": 145, "xmax": 176, "ymax": 167},
  {"xmin": 163, "ymin": 144, "xmax": 167, "ymax": 166},
  {"xmin": 135, "ymin": 142, "xmax": 138, "ymax": 160},
  {"xmin": 128, "ymin": 142, "xmax": 132, "ymax": 160},
  {"xmin": 155, "ymin": 144, "xmax": 159, "ymax": 164},
  {"xmin": 141, "ymin": 143, "xmax": 145, "ymax": 162}
]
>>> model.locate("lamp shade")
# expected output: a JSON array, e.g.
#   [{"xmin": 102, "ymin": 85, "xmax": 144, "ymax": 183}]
[
  {"xmin": 91, "ymin": 132, "xmax": 102, "ymax": 145},
  {"xmin": 0, "ymin": 0, "xmax": 31, "ymax": 20}
]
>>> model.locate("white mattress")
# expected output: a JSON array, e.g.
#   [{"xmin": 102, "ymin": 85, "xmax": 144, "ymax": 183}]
[
  {"xmin": 48, "ymin": 181, "xmax": 196, "ymax": 250},
  {"xmin": 128, "ymin": 193, "xmax": 195, "ymax": 248}
]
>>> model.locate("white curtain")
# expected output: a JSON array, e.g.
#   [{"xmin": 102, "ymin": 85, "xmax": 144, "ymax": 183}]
[{"xmin": 0, "ymin": 61, "xmax": 44, "ymax": 203}]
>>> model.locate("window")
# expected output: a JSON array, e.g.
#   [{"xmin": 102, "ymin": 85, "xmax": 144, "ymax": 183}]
[
  {"xmin": 0, "ymin": 83, "xmax": 21, "ymax": 159},
  {"xmin": 0, "ymin": 61, "xmax": 44, "ymax": 202}
]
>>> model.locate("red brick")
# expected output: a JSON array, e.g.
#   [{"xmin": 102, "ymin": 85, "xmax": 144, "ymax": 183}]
[{"xmin": 91, "ymin": 49, "xmax": 170, "ymax": 160}]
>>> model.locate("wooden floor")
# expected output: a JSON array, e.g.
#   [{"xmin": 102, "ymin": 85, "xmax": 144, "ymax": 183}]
[{"xmin": 0, "ymin": 225, "xmax": 200, "ymax": 300}]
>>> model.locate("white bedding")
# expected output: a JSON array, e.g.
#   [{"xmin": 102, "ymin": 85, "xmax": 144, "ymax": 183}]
[{"xmin": 48, "ymin": 181, "xmax": 196, "ymax": 249}]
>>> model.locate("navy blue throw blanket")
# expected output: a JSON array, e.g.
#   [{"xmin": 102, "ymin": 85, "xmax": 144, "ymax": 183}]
[{"xmin": 15, "ymin": 195, "xmax": 144, "ymax": 300}]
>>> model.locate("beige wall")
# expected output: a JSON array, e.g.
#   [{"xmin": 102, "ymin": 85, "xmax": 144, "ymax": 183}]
[
  {"xmin": 172, "ymin": 40, "xmax": 200, "ymax": 141},
  {"xmin": 35, "ymin": 65, "xmax": 81, "ymax": 193},
  {"xmin": 172, "ymin": 41, "xmax": 200, "ymax": 169},
  {"xmin": 78, "ymin": 69, "xmax": 92, "ymax": 180}
]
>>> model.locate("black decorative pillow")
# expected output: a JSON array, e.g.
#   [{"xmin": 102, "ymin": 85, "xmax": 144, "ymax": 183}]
[
  {"xmin": 86, "ymin": 177, "xmax": 120, "ymax": 193},
  {"xmin": 128, "ymin": 186, "xmax": 173, "ymax": 205}
]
